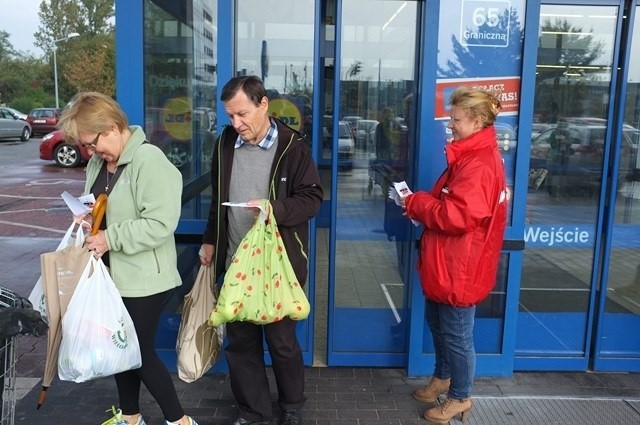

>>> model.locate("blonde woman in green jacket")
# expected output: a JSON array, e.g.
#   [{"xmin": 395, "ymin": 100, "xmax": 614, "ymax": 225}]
[{"xmin": 58, "ymin": 92, "xmax": 198, "ymax": 425}]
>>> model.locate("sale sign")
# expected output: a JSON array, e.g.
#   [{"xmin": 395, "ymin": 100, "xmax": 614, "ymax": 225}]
[{"xmin": 434, "ymin": 76, "xmax": 521, "ymax": 119}]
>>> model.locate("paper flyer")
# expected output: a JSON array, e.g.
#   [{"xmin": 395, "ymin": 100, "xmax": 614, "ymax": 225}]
[
  {"xmin": 388, "ymin": 181, "xmax": 420, "ymax": 226},
  {"xmin": 61, "ymin": 191, "xmax": 94, "ymax": 216}
]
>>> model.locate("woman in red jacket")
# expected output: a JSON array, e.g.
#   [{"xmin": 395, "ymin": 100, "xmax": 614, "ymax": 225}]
[{"xmin": 401, "ymin": 88, "xmax": 508, "ymax": 424}]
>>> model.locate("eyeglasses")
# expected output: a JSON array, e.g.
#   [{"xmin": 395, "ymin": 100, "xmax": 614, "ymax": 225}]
[{"xmin": 79, "ymin": 133, "xmax": 100, "ymax": 150}]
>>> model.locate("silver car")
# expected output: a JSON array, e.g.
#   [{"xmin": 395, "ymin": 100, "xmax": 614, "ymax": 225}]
[
  {"xmin": 0, "ymin": 108, "xmax": 31, "ymax": 141},
  {"xmin": 0, "ymin": 107, "xmax": 28, "ymax": 121}
]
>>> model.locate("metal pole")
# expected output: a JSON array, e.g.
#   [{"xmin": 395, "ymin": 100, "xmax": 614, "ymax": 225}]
[
  {"xmin": 52, "ymin": 33, "xmax": 79, "ymax": 109},
  {"xmin": 53, "ymin": 46, "xmax": 59, "ymax": 108}
]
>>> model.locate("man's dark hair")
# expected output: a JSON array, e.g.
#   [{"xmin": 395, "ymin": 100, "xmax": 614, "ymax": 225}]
[{"xmin": 220, "ymin": 75, "xmax": 267, "ymax": 106}]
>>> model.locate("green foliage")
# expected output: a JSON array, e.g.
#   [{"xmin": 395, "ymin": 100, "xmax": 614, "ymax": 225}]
[
  {"xmin": 0, "ymin": 30, "xmax": 18, "ymax": 61},
  {"xmin": 0, "ymin": 0, "xmax": 115, "ymax": 109}
]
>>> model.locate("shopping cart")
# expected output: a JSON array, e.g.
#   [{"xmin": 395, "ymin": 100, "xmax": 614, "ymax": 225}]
[{"xmin": 0, "ymin": 287, "xmax": 20, "ymax": 425}]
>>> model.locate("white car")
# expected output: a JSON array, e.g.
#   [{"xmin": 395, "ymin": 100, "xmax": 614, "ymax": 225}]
[{"xmin": 323, "ymin": 121, "xmax": 355, "ymax": 169}]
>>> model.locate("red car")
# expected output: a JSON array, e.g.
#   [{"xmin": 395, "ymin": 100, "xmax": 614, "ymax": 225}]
[
  {"xmin": 39, "ymin": 130, "xmax": 92, "ymax": 168},
  {"xmin": 27, "ymin": 108, "xmax": 62, "ymax": 136}
]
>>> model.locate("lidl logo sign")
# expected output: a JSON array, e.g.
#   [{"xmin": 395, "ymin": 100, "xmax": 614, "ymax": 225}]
[{"xmin": 268, "ymin": 98, "xmax": 302, "ymax": 131}]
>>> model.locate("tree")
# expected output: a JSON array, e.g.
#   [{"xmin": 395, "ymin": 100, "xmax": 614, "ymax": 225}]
[
  {"xmin": 65, "ymin": 34, "xmax": 115, "ymax": 96},
  {"xmin": 538, "ymin": 18, "xmax": 605, "ymax": 76},
  {"xmin": 0, "ymin": 31, "xmax": 17, "ymax": 62},
  {"xmin": 34, "ymin": 0, "xmax": 115, "ymax": 102},
  {"xmin": 34, "ymin": 0, "xmax": 114, "ymax": 56},
  {"xmin": 0, "ymin": 54, "xmax": 53, "ymax": 108},
  {"xmin": 345, "ymin": 60, "xmax": 363, "ymax": 80}
]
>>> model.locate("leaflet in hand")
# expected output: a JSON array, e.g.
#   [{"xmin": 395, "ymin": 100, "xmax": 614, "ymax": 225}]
[
  {"xmin": 221, "ymin": 201, "xmax": 250, "ymax": 208},
  {"xmin": 61, "ymin": 191, "xmax": 94, "ymax": 216},
  {"xmin": 222, "ymin": 201, "xmax": 268, "ymax": 221},
  {"xmin": 388, "ymin": 181, "xmax": 413, "ymax": 206},
  {"xmin": 388, "ymin": 181, "xmax": 420, "ymax": 226}
]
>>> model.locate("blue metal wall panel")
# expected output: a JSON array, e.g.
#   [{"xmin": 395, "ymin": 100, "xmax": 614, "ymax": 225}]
[{"xmin": 114, "ymin": 0, "xmax": 143, "ymax": 125}]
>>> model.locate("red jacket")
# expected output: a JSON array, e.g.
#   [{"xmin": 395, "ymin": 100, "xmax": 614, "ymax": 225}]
[{"xmin": 405, "ymin": 125, "xmax": 508, "ymax": 307}]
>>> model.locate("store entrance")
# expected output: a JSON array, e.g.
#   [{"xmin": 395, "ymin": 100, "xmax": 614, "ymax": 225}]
[
  {"xmin": 316, "ymin": 0, "xmax": 421, "ymax": 366},
  {"xmin": 231, "ymin": 0, "xmax": 420, "ymax": 367},
  {"xmin": 517, "ymin": 2, "xmax": 640, "ymax": 371}
]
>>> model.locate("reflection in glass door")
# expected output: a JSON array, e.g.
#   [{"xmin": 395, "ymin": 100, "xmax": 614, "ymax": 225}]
[
  {"xmin": 518, "ymin": 5, "xmax": 618, "ymax": 369},
  {"xmin": 595, "ymin": 5, "xmax": 640, "ymax": 371},
  {"xmin": 323, "ymin": 0, "xmax": 419, "ymax": 366},
  {"xmin": 235, "ymin": 0, "xmax": 317, "ymax": 364}
]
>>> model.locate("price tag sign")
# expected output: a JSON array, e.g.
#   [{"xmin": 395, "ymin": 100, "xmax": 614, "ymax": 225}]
[{"xmin": 460, "ymin": 0, "xmax": 511, "ymax": 47}]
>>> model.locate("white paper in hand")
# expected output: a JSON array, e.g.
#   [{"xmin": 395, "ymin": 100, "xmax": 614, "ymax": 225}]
[
  {"xmin": 388, "ymin": 181, "xmax": 413, "ymax": 206},
  {"xmin": 61, "ymin": 191, "xmax": 93, "ymax": 216},
  {"xmin": 388, "ymin": 181, "xmax": 420, "ymax": 226}
]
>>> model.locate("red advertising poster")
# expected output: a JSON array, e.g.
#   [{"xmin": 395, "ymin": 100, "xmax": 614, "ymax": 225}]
[{"xmin": 435, "ymin": 77, "xmax": 521, "ymax": 119}]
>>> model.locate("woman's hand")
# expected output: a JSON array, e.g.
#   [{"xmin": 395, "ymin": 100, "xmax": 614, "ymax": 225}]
[
  {"xmin": 86, "ymin": 230, "xmax": 109, "ymax": 258},
  {"xmin": 74, "ymin": 213, "xmax": 93, "ymax": 233}
]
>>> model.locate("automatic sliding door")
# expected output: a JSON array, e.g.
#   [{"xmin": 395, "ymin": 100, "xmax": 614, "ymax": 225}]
[
  {"xmin": 518, "ymin": 4, "xmax": 618, "ymax": 369},
  {"xmin": 326, "ymin": 0, "xmax": 419, "ymax": 366},
  {"xmin": 595, "ymin": 5, "xmax": 640, "ymax": 371}
]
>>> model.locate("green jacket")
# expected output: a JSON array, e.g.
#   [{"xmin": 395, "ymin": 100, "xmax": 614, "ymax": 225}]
[{"xmin": 83, "ymin": 126, "xmax": 183, "ymax": 297}]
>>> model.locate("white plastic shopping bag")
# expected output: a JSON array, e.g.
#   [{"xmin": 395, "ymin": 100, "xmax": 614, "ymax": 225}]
[
  {"xmin": 58, "ymin": 256, "xmax": 141, "ymax": 383},
  {"xmin": 28, "ymin": 220, "xmax": 86, "ymax": 322}
]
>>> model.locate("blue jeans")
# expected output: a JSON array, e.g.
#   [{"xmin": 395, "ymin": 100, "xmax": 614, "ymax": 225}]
[{"xmin": 426, "ymin": 299, "xmax": 476, "ymax": 399}]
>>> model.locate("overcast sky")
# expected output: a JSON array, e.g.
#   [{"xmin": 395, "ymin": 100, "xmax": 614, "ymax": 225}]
[{"xmin": 0, "ymin": 0, "xmax": 43, "ymax": 55}]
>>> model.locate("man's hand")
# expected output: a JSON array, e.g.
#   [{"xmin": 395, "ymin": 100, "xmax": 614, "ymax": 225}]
[
  {"xmin": 245, "ymin": 199, "xmax": 264, "ymax": 220},
  {"xmin": 199, "ymin": 243, "xmax": 215, "ymax": 266}
]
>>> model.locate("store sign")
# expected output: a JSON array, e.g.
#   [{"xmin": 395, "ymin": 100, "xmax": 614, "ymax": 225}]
[
  {"xmin": 162, "ymin": 97, "xmax": 192, "ymax": 141},
  {"xmin": 461, "ymin": 0, "xmax": 511, "ymax": 47},
  {"xmin": 524, "ymin": 225, "xmax": 592, "ymax": 248},
  {"xmin": 524, "ymin": 224, "xmax": 640, "ymax": 249},
  {"xmin": 268, "ymin": 98, "xmax": 302, "ymax": 131},
  {"xmin": 149, "ymin": 75, "xmax": 188, "ymax": 90},
  {"xmin": 434, "ymin": 76, "xmax": 520, "ymax": 119}
]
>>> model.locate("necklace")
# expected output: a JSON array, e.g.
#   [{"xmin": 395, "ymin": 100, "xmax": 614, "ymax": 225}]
[{"xmin": 105, "ymin": 166, "xmax": 113, "ymax": 192}]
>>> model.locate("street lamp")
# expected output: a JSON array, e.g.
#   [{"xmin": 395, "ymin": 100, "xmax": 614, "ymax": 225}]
[{"xmin": 53, "ymin": 33, "xmax": 80, "ymax": 108}]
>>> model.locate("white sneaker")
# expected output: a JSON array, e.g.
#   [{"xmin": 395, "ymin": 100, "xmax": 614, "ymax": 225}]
[{"xmin": 165, "ymin": 416, "xmax": 198, "ymax": 425}]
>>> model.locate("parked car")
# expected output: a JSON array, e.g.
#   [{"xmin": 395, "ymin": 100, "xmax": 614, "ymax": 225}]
[
  {"xmin": 323, "ymin": 121, "xmax": 355, "ymax": 169},
  {"xmin": 529, "ymin": 123, "xmax": 639, "ymax": 195},
  {"xmin": 27, "ymin": 108, "xmax": 62, "ymax": 136},
  {"xmin": 355, "ymin": 119, "xmax": 379, "ymax": 150},
  {"xmin": 0, "ymin": 108, "xmax": 31, "ymax": 141},
  {"xmin": 39, "ymin": 130, "xmax": 92, "ymax": 168},
  {"xmin": 0, "ymin": 107, "xmax": 28, "ymax": 121}
]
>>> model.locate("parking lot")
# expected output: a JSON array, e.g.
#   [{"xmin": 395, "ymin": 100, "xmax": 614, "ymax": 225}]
[{"xmin": 0, "ymin": 136, "xmax": 84, "ymax": 238}]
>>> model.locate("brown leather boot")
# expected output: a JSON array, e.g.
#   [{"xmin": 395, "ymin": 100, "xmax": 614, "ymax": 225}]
[
  {"xmin": 423, "ymin": 397, "xmax": 473, "ymax": 424},
  {"xmin": 411, "ymin": 377, "xmax": 451, "ymax": 403}
]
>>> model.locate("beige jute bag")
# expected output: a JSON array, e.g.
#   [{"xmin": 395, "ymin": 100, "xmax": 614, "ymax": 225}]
[
  {"xmin": 176, "ymin": 264, "xmax": 223, "ymax": 383},
  {"xmin": 39, "ymin": 231, "xmax": 92, "ymax": 394}
]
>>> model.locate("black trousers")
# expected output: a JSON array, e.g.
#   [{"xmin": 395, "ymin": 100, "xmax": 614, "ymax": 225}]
[
  {"xmin": 226, "ymin": 317, "xmax": 307, "ymax": 421},
  {"xmin": 116, "ymin": 291, "xmax": 185, "ymax": 422}
]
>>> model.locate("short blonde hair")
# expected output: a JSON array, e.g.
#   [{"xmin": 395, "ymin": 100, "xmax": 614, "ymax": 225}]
[
  {"xmin": 58, "ymin": 91, "xmax": 128, "ymax": 141},
  {"xmin": 448, "ymin": 87, "xmax": 501, "ymax": 127}
]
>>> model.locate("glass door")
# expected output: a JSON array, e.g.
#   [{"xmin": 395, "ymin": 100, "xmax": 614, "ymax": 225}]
[
  {"xmin": 235, "ymin": 0, "xmax": 317, "ymax": 364},
  {"xmin": 517, "ymin": 4, "xmax": 620, "ymax": 370},
  {"xmin": 594, "ymin": 3, "xmax": 640, "ymax": 372},
  {"xmin": 321, "ymin": 0, "xmax": 420, "ymax": 366}
]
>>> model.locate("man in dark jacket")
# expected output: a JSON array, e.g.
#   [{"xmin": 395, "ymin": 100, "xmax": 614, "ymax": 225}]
[{"xmin": 200, "ymin": 76, "xmax": 323, "ymax": 425}]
